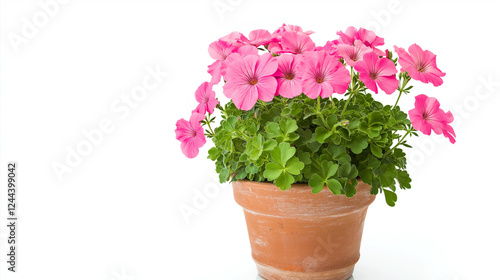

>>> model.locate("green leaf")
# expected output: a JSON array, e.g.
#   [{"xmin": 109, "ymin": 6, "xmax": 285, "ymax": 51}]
[
  {"xmin": 326, "ymin": 115, "xmax": 338, "ymax": 128},
  {"xmin": 327, "ymin": 145, "xmax": 351, "ymax": 163},
  {"xmin": 265, "ymin": 122, "xmax": 281, "ymax": 138},
  {"xmin": 247, "ymin": 123, "xmax": 258, "ymax": 135},
  {"xmin": 285, "ymin": 157, "xmax": 304, "ymax": 175},
  {"xmin": 222, "ymin": 116, "xmax": 237, "ymax": 131},
  {"xmin": 250, "ymin": 149, "xmax": 262, "ymax": 161},
  {"xmin": 263, "ymin": 139, "xmax": 277, "ymax": 151},
  {"xmin": 234, "ymin": 170, "xmax": 247, "ymax": 180},
  {"xmin": 344, "ymin": 179, "xmax": 357, "ymax": 197},
  {"xmin": 368, "ymin": 111, "xmax": 384, "ymax": 125},
  {"xmin": 321, "ymin": 161, "xmax": 338, "ymax": 178},
  {"xmin": 309, "ymin": 174, "xmax": 325, "ymax": 194},
  {"xmin": 306, "ymin": 139, "xmax": 322, "ymax": 153},
  {"xmin": 397, "ymin": 170, "xmax": 412, "ymax": 189},
  {"xmin": 338, "ymin": 163, "xmax": 351, "ymax": 177},
  {"xmin": 276, "ymin": 172, "xmax": 294, "ymax": 190},
  {"xmin": 370, "ymin": 144, "xmax": 383, "ymax": 158},
  {"xmin": 219, "ymin": 168, "xmax": 230, "ymax": 183},
  {"xmin": 271, "ymin": 142, "xmax": 296, "ymax": 165},
  {"xmin": 348, "ymin": 165, "xmax": 358, "ymax": 179},
  {"xmin": 379, "ymin": 164, "xmax": 397, "ymax": 187},
  {"xmin": 245, "ymin": 165, "xmax": 259, "ymax": 174},
  {"xmin": 326, "ymin": 179, "xmax": 342, "ymax": 195},
  {"xmin": 297, "ymin": 151, "xmax": 312, "ymax": 165},
  {"xmin": 315, "ymin": 127, "xmax": 332, "ymax": 143},
  {"xmin": 346, "ymin": 135, "xmax": 368, "ymax": 154},
  {"xmin": 383, "ymin": 189, "xmax": 397, "ymax": 206},
  {"xmin": 263, "ymin": 162, "xmax": 283, "ymax": 181},
  {"xmin": 280, "ymin": 118, "xmax": 298, "ymax": 134},
  {"xmin": 347, "ymin": 119, "xmax": 360, "ymax": 130},
  {"xmin": 207, "ymin": 147, "xmax": 221, "ymax": 161},
  {"xmin": 359, "ymin": 168, "xmax": 373, "ymax": 184}
]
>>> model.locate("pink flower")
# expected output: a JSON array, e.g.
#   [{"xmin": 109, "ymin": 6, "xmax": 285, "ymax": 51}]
[
  {"xmin": 314, "ymin": 41, "xmax": 339, "ymax": 57},
  {"xmin": 337, "ymin": 40, "xmax": 372, "ymax": 67},
  {"xmin": 193, "ymin": 82, "xmax": 219, "ymax": 115},
  {"xmin": 277, "ymin": 31, "xmax": 315, "ymax": 54},
  {"xmin": 272, "ymin": 24, "xmax": 314, "ymax": 36},
  {"xmin": 336, "ymin": 26, "xmax": 385, "ymax": 55},
  {"xmin": 241, "ymin": 29, "xmax": 274, "ymax": 47},
  {"xmin": 267, "ymin": 42, "xmax": 283, "ymax": 54},
  {"xmin": 175, "ymin": 113, "xmax": 207, "ymax": 158},
  {"xmin": 274, "ymin": 54, "xmax": 303, "ymax": 98},
  {"xmin": 409, "ymin": 94, "xmax": 456, "ymax": 143},
  {"xmin": 268, "ymin": 24, "xmax": 314, "ymax": 54},
  {"xmin": 220, "ymin": 31, "xmax": 246, "ymax": 45},
  {"xmin": 300, "ymin": 51, "xmax": 351, "ymax": 99},
  {"xmin": 207, "ymin": 40, "xmax": 236, "ymax": 84},
  {"xmin": 223, "ymin": 53, "xmax": 278, "ymax": 110},
  {"xmin": 208, "ymin": 40, "xmax": 235, "ymax": 61},
  {"xmin": 394, "ymin": 44, "xmax": 446, "ymax": 86},
  {"xmin": 354, "ymin": 52, "xmax": 398, "ymax": 94},
  {"xmin": 221, "ymin": 45, "xmax": 258, "ymax": 79}
]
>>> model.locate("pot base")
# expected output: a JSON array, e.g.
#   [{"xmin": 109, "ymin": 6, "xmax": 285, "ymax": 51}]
[
  {"xmin": 255, "ymin": 266, "xmax": 354, "ymax": 280},
  {"xmin": 256, "ymin": 260, "xmax": 354, "ymax": 280}
]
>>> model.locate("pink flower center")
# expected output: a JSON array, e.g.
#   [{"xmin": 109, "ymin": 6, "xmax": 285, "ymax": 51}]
[
  {"xmin": 415, "ymin": 59, "xmax": 431, "ymax": 73},
  {"xmin": 316, "ymin": 76, "xmax": 324, "ymax": 83},
  {"xmin": 249, "ymin": 78, "xmax": 259, "ymax": 85},
  {"xmin": 421, "ymin": 110, "xmax": 437, "ymax": 122},
  {"xmin": 189, "ymin": 129, "xmax": 198, "ymax": 138},
  {"xmin": 422, "ymin": 111, "xmax": 431, "ymax": 121},
  {"xmin": 285, "ymin": 72, "xmax": 295, "ymax": 80},
  {"xmin": 417, "ymin": 64, "xmax": 428, "ymax": 72},
  {"xmin": 369, "ymin": 72, "xmax": 378, "ymax": 80}
]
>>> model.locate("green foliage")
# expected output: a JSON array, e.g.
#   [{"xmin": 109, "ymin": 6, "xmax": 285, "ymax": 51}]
[{"xmin": 208, "ymin": 91, "xmax": 414, "ymax": 206}]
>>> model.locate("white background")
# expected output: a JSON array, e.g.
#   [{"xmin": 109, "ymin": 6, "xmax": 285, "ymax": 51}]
[{"xmin": 1, "ymin": 0, "xmax": 499, "ymax": 279}]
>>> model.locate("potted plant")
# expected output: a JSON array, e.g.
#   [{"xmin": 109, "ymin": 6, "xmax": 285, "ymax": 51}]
[{"xmin": 175, "ymin": 24, "xmax": 455, "ymax": 280}]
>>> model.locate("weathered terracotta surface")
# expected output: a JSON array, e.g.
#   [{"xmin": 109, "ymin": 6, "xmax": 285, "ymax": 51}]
[{"xmin": 233, "ymin": 180, "xmax": 375, "ymax": 280}]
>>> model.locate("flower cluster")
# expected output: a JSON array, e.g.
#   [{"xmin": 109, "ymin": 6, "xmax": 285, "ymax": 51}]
[
  {"xmin": 175, "ymin": 24, "xmax": 455, "ymax": 205},
  {"xmin": 176, "ymin": 25, "xmax": 454, "ymax": 157}
]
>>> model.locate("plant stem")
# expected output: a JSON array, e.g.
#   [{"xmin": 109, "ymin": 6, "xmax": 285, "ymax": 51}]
[
  {"xmin": 205, "ymin": 114, "xmax": 215, "ymax": 135},
  {"xmin": 317, "ymin": 97, "xmax": 330, "ymax": 129},
  {"xmin": 341, "ymin": 92, "xmax": 354, "ymax": 116},
  {"xmin": 384, "ymin": 130, "xmax": 411, "ymax": 156},
  {"xmin": 393, "ymin": 91, "xmax": 403, "ymax": 109},
  {"xmin": 342, "ymin": 67, "xmax": 356, "ymax": 116},
  {"xmin": 393, "ymin": 76, "xmax": 411, "ymax": 109}
]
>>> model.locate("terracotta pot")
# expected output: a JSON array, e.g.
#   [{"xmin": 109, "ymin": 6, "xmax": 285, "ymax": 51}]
[{"xmin": 232, "ymin": 179, "xmax": 375, "ymax": 280}]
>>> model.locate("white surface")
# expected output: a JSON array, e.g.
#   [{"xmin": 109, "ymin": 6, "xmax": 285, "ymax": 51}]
[{"xmin": 1, "ymin": 0, "xmax": 499, "ymax": 279}]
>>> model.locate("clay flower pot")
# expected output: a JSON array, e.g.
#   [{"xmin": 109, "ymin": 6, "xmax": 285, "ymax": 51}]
[{"xmin": 232, "ymin": 179, "xmax": 375, "ymax": 280}]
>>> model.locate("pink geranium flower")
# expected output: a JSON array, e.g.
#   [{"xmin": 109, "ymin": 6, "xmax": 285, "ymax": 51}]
[
  {"xmin": 394, "ymin": 44, "xmax": 446, "ymax": 86},
  {"xmin": 268, "ymin": 24, "xmax": 314, "ymax": 54},
  {"xmin": 193, "ymin": 82, "xmax": 219, "ymax": 115},
  {"xmin": 221, "ymin": 45, "xmax": 258, "ymax": 79},
  {"xmin": 175, "ymin": 113, "xmax": 207, "ymax": 158},
  {"xmin": 274, "ymin": 54, "xmax": 303, "ymax": 98},
  {"xmin": 220, "ymin": 31, "xmax": 246, "ymax": 45},
  {"xmin": 207, "ymin": 40, "xmax": 236, "ymax": 84},
  {"xmin": 300, "ymin": 51, "xmax": 351, "ymax": 99},
  {"xmin": 314, "ymin": 41, "xmax": 339, "ymax": 57},
  {"xmin": 223, "ymin": 53, "xmax": 278, "ymax": 110},
  {"xmin": 354, "ymin": 52, "xmax": 398, "ymax": 94},
  {"xmin": 273, "ymin": 24, "xmax": 314, "ymax": 36},
  {"xmin": 278, "ymin": 31, "xmax": 315, "ymax": 54},
  {"xmin": 409, "ymin": 94, "xmax": 456, "ymax": 143},
  {"xmin": 337, "ymin": 40, "xmax": 372, "ymax": 67},
  {"xmin": 241, "ymin": 29, "xmax": 274, "ymax": 47},
  {"xmin": 336, "ymin": 26, "xmax": 385, "ymax": 55}
]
